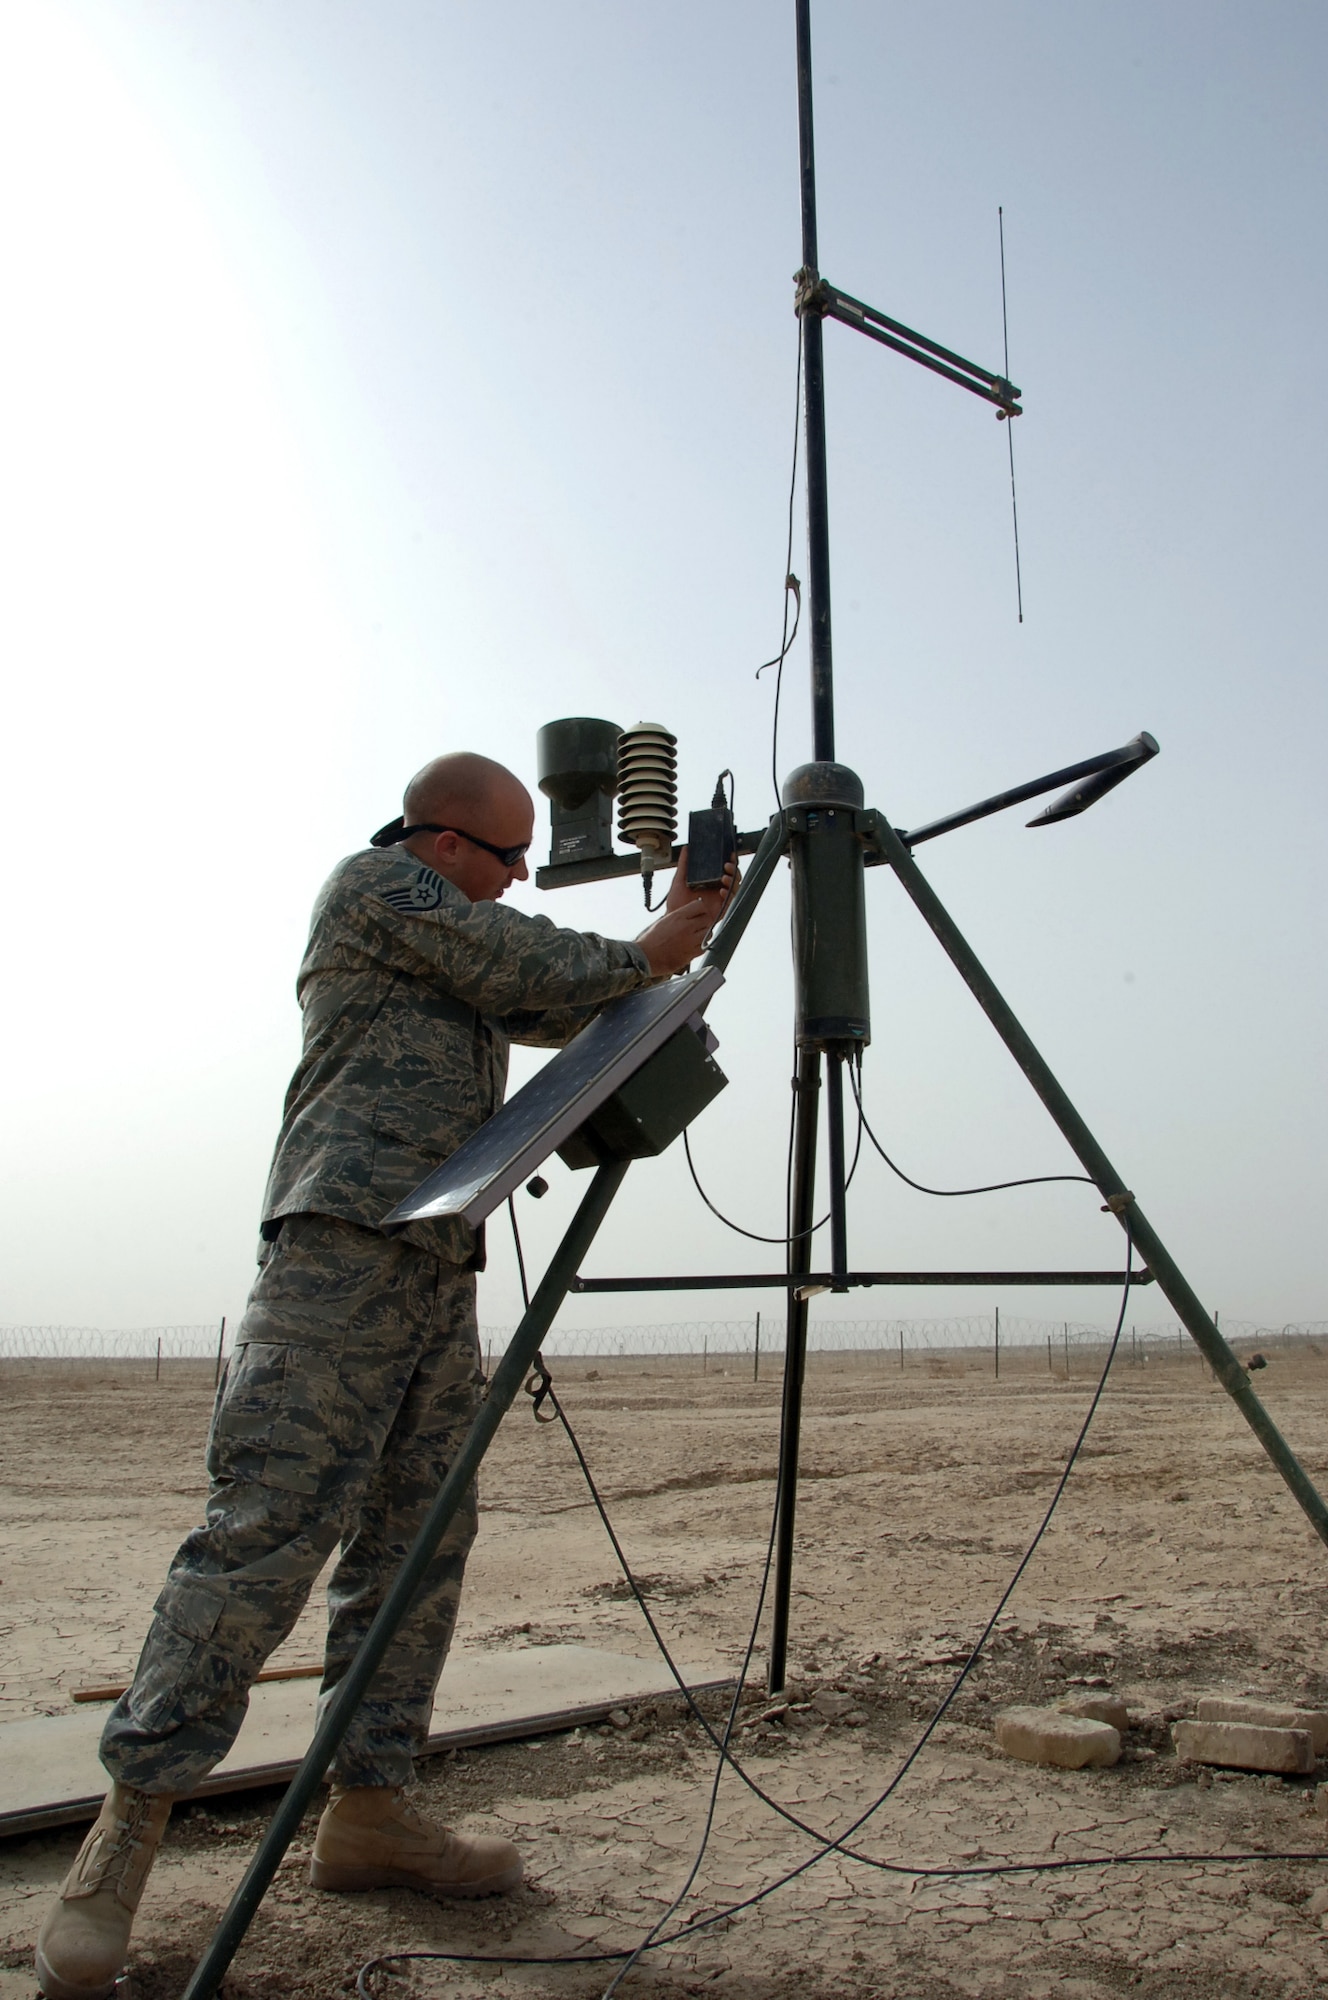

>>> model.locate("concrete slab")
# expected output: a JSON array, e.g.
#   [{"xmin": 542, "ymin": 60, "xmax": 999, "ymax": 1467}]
[{"xmin": 0, "ymin": 1645, "xmax": 727, "ymax": 1839}]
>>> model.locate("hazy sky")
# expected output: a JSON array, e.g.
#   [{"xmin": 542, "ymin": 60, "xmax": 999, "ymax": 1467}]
[{"xmin": 1, "ymin": 1, "xmax": 1324, "ymax": 1337}]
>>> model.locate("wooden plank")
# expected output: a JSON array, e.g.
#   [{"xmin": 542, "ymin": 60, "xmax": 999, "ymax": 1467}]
[
  {"xmin": 0, "ymin": 1646, "xmax": 727, "ymax": 1838},
  {"xmin": 71, "ymin": 1663, "xmax": 323, "ymax": 1704}
]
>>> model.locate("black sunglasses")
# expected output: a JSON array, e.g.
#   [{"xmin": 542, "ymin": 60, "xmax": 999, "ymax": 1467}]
[{"xmin": 370, "ymin": 817, "xmax": 530, "ymax": 867}]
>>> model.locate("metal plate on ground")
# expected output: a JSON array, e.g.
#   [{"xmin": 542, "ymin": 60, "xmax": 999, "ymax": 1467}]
[
  {"xmin": 384, "ymin": 964, "xmax": 724, "ymax": 1229},
  {"xmin": 0, "ymin": 1646, "xmax": 729, "ymax": 1838}
]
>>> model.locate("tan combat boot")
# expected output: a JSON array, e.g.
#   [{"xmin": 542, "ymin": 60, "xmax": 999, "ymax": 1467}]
[
  {"xmin": 310, "ymin": 1785, "xmax": 522, "ymax": 1898},
  {"xmin": 35, "ymin": 1784, "xmax": 173, "ymax": 2000}
]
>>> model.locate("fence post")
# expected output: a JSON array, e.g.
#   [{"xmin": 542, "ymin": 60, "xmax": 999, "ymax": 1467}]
[
  {"xmin": 1064, "ymin": 1321, "xmax": 1070, "ymax": 1378},
  {"xmin": 899, "ymin": 1324, "xmax": 905, "ymax": 1373},
  {"xmin": 155, "ymin": 1335, "xmax": 162, "ymax": 1383},
  {"xmin": 1047, "ymin": 1330, "xmax": 1053, "ymax": 1376},
  {"xmin": 703, "ymin": 1335, "xmax": 707, "ymax": 1375},
  {"xmin": 214, "ymin": 1318, "xmax": 226, "ymax": 1388},
  {"xmin": 994, "ymin": 1306, "xmax": 1000, "ymax": 1380},
  {"xmin": 754, "ymin": 1313, "xmax": 761, "ymax": 1384}
]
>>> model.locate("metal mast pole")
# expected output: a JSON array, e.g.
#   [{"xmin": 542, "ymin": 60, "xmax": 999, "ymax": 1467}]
[
  {"xmin": 769, "ymin": 1049, "xmax": 820, "ymax": 1690},
  {"xmin": 769, "ymin": 0, "xmax": 835, "ymax": 1694},
  {"xmin": 796, "ymin": 0, "xmax": 835, "ymax": 763}
]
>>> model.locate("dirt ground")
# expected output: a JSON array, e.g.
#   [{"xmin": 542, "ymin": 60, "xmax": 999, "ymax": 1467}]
[{"xmin": 4, "ymin": 1343, "xmax": 1328, "ymax": 1999}]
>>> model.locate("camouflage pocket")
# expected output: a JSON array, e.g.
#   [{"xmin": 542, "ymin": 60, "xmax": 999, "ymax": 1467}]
[
  {"xmin": 211, "ymin": 1341, "xmax": 288, "ymax": 1449},
  {"xmin": 127, "ymin": 1580, "xmax": 224, "ymax": 1731},
  {"xmin": 153, "ymin": 1579, "xmax": 224, "ymax": 1642},
  {"xmin": 124, "ymin": 1625, "xmax": 200, "ymax": 1733}
]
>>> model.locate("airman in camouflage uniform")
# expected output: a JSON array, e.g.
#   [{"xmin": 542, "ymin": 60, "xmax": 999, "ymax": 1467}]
[
  {"xmin": 98, "ymin": 814, "xmax": 660, "ymax": 1797},
  {"xmin": 38, "ymin": 755, "xmax": 722, "ymax": 2000}
]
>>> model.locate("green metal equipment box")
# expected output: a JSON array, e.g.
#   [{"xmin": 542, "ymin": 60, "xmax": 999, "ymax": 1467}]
[{"xmin": 557, "ymin": 1022, "xmax": 726, "ymax": 1169}]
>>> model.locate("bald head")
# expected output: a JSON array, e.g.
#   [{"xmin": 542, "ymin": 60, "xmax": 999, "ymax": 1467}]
[
  {"xmin": 400, "ymin": 752, "xmax": 535, "ymax": 902},
  {"xmin": 404, "ymin": 752, "xmax": 530, "ymax": 827}
]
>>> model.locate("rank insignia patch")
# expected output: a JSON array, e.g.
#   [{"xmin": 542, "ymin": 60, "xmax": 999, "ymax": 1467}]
[{"xmin": 381, "ymin": 867, "xmax": 447, "ymax": 913}]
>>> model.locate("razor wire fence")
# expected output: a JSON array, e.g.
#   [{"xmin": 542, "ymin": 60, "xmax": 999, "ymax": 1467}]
[
  {"xmin": 486, "ymin": 1314, "xmax": 1328, "ymax": 1372},
  {"xmin": 0, "ymin": 1325, "xmax": 228, "ymax": 1362},
  {"xmin": 5, "ymin": 1316, "xmax": 1324, "ymax": 1376}
]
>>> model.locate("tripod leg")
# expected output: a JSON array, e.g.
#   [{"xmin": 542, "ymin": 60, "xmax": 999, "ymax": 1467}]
[
  {"xmin": 769, "ymin": 1048, "xmax": 822, "ymax": 1694},
  {"xmin": 180, "ymin": 1161, "xmax": 629, "ymax": 2000},
  {"xmin": 879, "ymin": 821, "xmax": 1328, "ymax": 1549}
]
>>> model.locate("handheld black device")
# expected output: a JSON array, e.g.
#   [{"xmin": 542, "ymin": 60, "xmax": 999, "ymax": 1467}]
[{"xmin": 686, "ymin": 772, "xmax": 737, "ymax": 890}]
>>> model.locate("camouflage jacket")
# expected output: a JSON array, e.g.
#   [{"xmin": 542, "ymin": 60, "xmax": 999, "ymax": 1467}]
[{"xmin": 261, "ymin": 845, "xmax": 652, "ymax": 1262}]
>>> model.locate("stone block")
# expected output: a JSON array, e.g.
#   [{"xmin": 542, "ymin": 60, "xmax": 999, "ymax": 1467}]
[
  {"xmin": 1172, "ymin": 1719, "xmax": 1314, "ymax": 1774},
  {"xmin": 1060, "ymin": 1694, "xmax": 1129, "ymax": 1733},
  {"xmin": 995, "ymin": 1706, "xmax": 1121, "ymax": 1770},
  {"xmin": 1195, "ymin": 1696, "xmax": 1328, "ymax": 1756}
]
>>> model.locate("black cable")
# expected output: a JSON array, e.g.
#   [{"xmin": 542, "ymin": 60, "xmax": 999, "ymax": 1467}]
[
  {"xmin": 356, "ymin": 1225, "xmax": 1327, "ymax": 2000},
  {"xmin": 507, "ymin": 1194, "xmax": 530, "ymax": 1312},
  {"xmin": 794, "ymin": 1225, "xmax": 1137, "ymax": 1851},
  {"xmin": 534, "ymin": 1254, "xmax": 1134, "ymax": 1874},
  {"xmin": 595, "ymin": 1232, "xmax": 1145, "ymax": 1924},
  {"xmin": 360, "ymin": 1832, "xmax": 1328, "ymax": 1987},
  {"xmin": 495, "ymin": 1200, "xmax": 789, "ymax": 1994},
  {"xmin": 508, "ymin": 1089, "xmax": 1117, "ymax": 1882},
  {"xmin": 683, "ymin": 1128, "xmax": 824, "ymax": 1245},
  {"xmin": 507, "ymin": 1082, "xmax": 1115, "ymax": 1887},
  {"xmin": 700, "ymin": 771, "xmax": 740, "ymax": 952},
  {"xmin": 503, "ymin": 1203, "xmax": 787, "ymax": 1803},
  {"xmin": 593, "ymin": 1388, "xmax": 781, "ymax": 2000},
  {"xmin": 682, "ymin": 1078, "xmax": 862, "ymax": 1246},
  {"xmin": 850, "ymin": 1058, "xmax": 1093, "ymax": 1198},
  {"xmin": 359, "ymin": 1828, "xmax": 1328, "ymax": 1987},
  {"xmin": 756, "ymin": 318, "xmax": 805, "ymax": 810}
]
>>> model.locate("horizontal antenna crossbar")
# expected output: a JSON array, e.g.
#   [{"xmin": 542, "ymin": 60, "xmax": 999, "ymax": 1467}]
[{"xmin": 814, "ymin": 280, "xmax": 1021, "ymax": 415}]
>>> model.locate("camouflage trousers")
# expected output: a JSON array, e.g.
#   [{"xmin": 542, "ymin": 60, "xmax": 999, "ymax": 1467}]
[{"xmin": 100, "ymin": 1213, "xmax": 482, "ymax": 1795}]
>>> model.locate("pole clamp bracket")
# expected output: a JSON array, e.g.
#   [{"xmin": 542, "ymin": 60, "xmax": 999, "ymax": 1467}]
[
  {"xmin": 1100, "ymin": 1190, "xmax": 1136, "ymax": 1215},
  {"xmin": 793, "ymin": 266, "xmax": 830, "ymax": 318}
]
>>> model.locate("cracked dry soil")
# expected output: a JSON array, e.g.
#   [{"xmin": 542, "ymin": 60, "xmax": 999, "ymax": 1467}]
[{"xmin": 3, "ymin": 1344, "xmax": 1328, "ymax": 1998}]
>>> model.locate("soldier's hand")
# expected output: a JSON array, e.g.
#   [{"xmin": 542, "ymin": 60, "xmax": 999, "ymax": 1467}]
[
  {"xmin": 637, "ymin": 896, "xmax": 713, "ymax": 977},
  {"xmin": 665, "ymin": 847, "xmax": 740, "ymax": 928}
]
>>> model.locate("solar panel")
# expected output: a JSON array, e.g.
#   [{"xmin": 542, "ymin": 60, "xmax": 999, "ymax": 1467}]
[{"xmin": 383, "ymin": 963, "xmax": 725, "ymax": 1229}]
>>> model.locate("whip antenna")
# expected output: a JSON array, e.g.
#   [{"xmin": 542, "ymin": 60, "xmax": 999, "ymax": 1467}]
[{"xmin": 999, "ymin": 206, "xmax": 1024, "ymax": 623}]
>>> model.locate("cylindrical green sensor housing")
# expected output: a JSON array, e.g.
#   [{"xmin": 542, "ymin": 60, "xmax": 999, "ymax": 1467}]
[{"xmin": 782, "ymin": 761, "xmax": 871, "ymax": 1052}]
